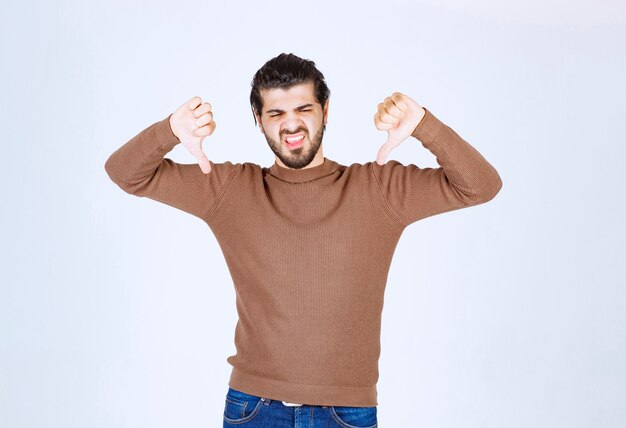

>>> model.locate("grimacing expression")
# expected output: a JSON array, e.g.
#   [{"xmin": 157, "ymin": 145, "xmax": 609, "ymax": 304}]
[{"xmin": 256, "ymin": 82, "xmax": 328, "ymax": 169}]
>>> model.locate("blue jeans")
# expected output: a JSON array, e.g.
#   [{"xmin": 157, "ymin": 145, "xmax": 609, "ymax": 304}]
[{"xmin": 223, "ymin": 387, "xmax": 378, "ymax": 427}]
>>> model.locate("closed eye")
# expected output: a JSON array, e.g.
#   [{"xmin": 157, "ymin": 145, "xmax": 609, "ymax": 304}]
[{"xmin": 270, "ymin": 109, "xmax": 311, "ymax": 117}]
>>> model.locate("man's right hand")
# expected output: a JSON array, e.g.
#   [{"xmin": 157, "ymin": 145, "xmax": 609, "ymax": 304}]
[{"xmin": 169, "ymin": 96, "xmax": 216, "ymax": 174}]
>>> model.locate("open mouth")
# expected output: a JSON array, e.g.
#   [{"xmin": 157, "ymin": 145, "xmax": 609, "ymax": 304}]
[{"xmin": 284, "ymin": 133, "xmax": 305, "ymax": 150}]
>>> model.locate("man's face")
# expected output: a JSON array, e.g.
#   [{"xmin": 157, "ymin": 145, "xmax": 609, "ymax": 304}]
[{"xmin": 255, "ymin": 81, "xmax": 328, "ymax": 169}]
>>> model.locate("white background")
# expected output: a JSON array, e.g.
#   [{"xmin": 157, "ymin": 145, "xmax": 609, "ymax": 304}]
[{"xmin": 1, "ymin": 0, "xmax": 625, "ymax": 427}]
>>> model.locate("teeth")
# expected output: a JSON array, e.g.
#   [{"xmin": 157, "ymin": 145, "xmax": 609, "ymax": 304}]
[{"xmin": 286, "ymin": 135, "xmax": 304, "ymax": 143}]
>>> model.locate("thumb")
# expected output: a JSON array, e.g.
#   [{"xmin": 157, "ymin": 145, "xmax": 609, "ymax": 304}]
[
  {"xmin": 189, "ymin": 145, "xmax": 212, "ymax": 174},
  {"xmin": 376, "ymin": 134, "xmax": 396, "ymax": 166},
  {"xmin": 198, "ymin": 157, "xmax": 212, "ymax": 174}
]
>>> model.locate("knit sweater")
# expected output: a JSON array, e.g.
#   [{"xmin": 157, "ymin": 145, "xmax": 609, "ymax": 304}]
[{"xmin": 104, "ymin": 106, "xmax": 502, "ymax": 407}]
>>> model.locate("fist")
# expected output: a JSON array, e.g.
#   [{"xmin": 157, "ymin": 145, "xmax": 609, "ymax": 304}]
[
  {"xmin": 373, "ymin": 92, "xmax": 425, "ymax": 165},
  {"xmin": 169, "ymin": 96, "xmax": 217, "ymax": 174}
]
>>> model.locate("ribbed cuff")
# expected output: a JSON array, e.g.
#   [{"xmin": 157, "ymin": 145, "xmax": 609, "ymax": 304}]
[
  {"xmin": 411, "ymin": 107, "xmax": 443, "ymax": 142},
  {"xmin": 154, "ymin": 113, "xmax": 181, "ymax": 149}
]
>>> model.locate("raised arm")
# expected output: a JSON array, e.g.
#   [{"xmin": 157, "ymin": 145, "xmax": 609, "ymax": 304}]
[
  {"xmin": 104, "ymin": 97, "xmax": 241, "ymax": 221},
  {"xmin": 371, "ymin": 92, "xmax": 502, "ymax": 228}
]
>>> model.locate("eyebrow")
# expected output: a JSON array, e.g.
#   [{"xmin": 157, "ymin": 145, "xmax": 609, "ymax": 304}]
[{"xmin": 265, "ymin": 103, "xmax": 314, "ymax": 114}]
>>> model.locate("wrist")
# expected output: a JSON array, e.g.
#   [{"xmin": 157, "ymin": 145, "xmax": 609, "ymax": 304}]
[
  {"xmin": 168, "ymin": 113, "xmax": 181, "ymax": 142},
  {"xmin": 411, "ymin": 108, "xmax": 427, "ymax": 135}
]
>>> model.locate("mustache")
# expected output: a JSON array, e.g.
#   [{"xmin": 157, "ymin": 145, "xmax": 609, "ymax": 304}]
[{"xmin": 281, "ymin": 127, "xmax": 308, "ymax": 137}]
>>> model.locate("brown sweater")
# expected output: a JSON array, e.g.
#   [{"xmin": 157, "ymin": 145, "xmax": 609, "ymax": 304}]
[{"xmin": 104, "ymin": 107, "xmax": 502, "ymax": 406}]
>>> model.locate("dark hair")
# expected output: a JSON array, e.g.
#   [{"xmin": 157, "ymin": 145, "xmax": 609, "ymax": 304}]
[{"xmin": 250, "ymin": 53, "xmax": 331, "ymax": 126}]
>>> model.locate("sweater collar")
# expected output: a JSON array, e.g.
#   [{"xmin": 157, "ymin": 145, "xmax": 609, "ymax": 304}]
[{"xmin": 268, "ymin": 157, "xmax": 340, "ymax": 183}]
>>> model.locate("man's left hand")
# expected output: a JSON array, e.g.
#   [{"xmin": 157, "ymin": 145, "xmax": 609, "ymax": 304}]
[{"xmin": 374, "ymin": 92, "xmax": 426, "ymax": 165}]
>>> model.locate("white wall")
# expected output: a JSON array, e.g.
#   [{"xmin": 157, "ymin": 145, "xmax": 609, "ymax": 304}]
[{"xmin": 1, "ymin": 0, "xmax": 624, "ymax": 427}]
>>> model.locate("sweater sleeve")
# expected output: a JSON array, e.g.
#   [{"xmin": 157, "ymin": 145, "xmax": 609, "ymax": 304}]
[
  {"xmin": 371, "ymin": 107, "xmax": 502, "ymax": 228},
  {"xmin": 104, "ymin": 113, "xmax": 241, "ymax": 222}
]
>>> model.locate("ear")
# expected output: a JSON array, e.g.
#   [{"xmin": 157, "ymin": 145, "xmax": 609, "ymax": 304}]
[
  {"xmin": 323, "ymin": 98, "xmax": 329, "ymax": 126},
  {"xmin": 254, "ymin": 112, "xmax": 265, "ymax": 134}
]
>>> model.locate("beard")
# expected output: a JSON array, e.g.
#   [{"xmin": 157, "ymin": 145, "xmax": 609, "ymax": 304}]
[{"xmin": 264, "ymin": 123, "xmax": 326, "ymax": 169}]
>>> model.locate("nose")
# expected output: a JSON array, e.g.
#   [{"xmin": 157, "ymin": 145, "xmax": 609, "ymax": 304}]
[{"xmin": 281, "ymin": 113, "xmax": 306, "ymax": 135}]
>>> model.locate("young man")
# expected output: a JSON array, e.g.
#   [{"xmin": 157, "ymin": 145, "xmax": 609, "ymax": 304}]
[{"xmin": 105, "ymin": 53, "xmax": 502, "ymax": 427}]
